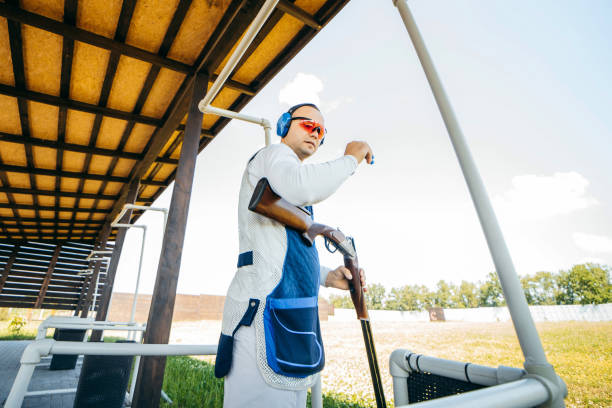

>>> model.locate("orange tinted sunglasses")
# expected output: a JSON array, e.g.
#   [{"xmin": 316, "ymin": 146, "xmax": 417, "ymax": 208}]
[{"xmin": 291, "ymin": 117, "xmax": 326, "ymax": 139}]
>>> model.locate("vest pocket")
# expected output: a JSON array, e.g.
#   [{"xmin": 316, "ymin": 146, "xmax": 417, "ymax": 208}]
[{"xmin": 263, "ymin": 296, "xmax": 324, "ymax": 377}]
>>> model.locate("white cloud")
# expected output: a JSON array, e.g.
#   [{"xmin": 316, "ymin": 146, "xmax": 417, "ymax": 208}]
[
  {"xmin": 278, "ymin": 73, "xmax": 323, "ymax": 106},
  {"xmin": 278, "ymin": 73, "xmax": 352, "ymax": 114},
  {"xmin": 494, "ymin": 172, "xmax": 599, "ymax": 220},
  {"xmin": 573, "ymin": 232, "xmax": 612, "ymax": 253}
]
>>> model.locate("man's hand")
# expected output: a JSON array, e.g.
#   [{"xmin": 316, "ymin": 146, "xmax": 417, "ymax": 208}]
[
  {"xmin": 345, "ymin": 141, "xmax": 374, "ymax": 165},
  {"xmin": 325, "ymin": 266, "xmax": 367, "ymax": 292}
]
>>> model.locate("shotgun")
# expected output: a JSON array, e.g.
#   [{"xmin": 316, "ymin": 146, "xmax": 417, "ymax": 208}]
[{"xmin": 249, "ymin": 178, "xmax": 386, "ymax": 408}]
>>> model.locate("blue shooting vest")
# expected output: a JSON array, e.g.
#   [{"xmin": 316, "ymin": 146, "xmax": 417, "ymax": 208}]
[{"xmin": 262, "ymin": 206, "xmax": 325, "ymax": 377}]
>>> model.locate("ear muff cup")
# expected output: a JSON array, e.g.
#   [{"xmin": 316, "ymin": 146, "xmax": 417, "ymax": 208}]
[{"xmin": 276, "ymin": 112, "xmax": 293, "ymax": 137}]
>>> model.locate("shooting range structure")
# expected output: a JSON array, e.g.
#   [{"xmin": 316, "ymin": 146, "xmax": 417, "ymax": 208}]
[{"xmin": 1, "ymin": 0, "xmax": 566, "ymax": 407}]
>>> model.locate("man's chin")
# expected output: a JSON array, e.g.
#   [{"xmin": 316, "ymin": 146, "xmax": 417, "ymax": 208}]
[{"xmin": 297, "ymin": 146, "xmax": 315, "ymax": 160}]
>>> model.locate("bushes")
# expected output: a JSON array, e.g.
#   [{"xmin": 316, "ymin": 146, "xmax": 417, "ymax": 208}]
[
  {"xmin": 8, "ymin": 316, "xmax": 27, "ymax": 335},
  {"xmin": 329, "ymin": 263, "xmax": 612, "ymax": 311}
]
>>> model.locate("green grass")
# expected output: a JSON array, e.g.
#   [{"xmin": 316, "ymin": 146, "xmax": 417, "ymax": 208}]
[
  {"xmin": 161, "ymin": 356, "xmax": 375, "ymax": 408},
  {"xmin": 0, "ymin": 323, "xmax": 127, "ymax": 342},
  {"xmin": 161, "ymin": 357, "xmax": 224, "ymax": 408}
]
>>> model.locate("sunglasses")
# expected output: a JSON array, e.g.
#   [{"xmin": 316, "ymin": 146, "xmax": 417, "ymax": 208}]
[{"xmin": 290, "ymin": 117, "xmax": 326, "ymax": 140}]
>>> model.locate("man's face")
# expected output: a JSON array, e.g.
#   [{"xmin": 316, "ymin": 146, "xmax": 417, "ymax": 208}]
[{"xmin": 281, "ymin": 106, "xmax": 325, "ymax": 161}]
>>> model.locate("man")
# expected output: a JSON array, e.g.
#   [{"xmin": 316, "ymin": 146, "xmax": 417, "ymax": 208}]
[{"xmin": 216, "ymin": 103, "xmax": 373, "ymax": 407}]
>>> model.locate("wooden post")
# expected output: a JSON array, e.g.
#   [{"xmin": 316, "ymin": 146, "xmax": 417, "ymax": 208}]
[
  {"xmin": 89, "ymin": 180, "xmax": 139, "ymax": 340},
  {"xmin": 34, "ymin": 245, "xmax": 61, "ymax": 309},
  {"xmin": 132, "ymin": 72, "xmax": 209, "ymax": 408},
  {"xmin": 79, "ymin": 239, "xmax": 108, "ymax": 318},
  {"xmin": 0, "ymin": 244, "xmax": 19, "ymax": 293}
]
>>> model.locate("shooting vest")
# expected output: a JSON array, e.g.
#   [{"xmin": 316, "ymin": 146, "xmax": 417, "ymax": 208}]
[{"xmin": 215, "ymin": 151, "xmax": 324, "ymax": 390}]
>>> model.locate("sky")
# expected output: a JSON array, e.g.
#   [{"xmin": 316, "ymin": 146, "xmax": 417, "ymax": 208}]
[{"xmin": 111, "ymin": 0, "xmax": 612, "ymax": 300}]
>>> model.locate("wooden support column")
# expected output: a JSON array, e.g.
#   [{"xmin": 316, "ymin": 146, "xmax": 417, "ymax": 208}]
[
  {"xmin": 0, "ymin": 244, "xmax": 20, "ymax": 293},
  {"xmin": 132, "ymin": 72, "xmax": 209, "ymax": 408},
  {"xmin": 74, "ymin": 272, "xmax": 91, "ymax": 316},
  {"xmin": 80, "ymin": 227, "xmax": 111, "ymax": 318},
  {"xmin": 89, "ymin": 180, "xmax": 139, "ymax": 339},
  {"xmin": 34, "ymin": 245, "xmax": 62, "ymax": 309}
]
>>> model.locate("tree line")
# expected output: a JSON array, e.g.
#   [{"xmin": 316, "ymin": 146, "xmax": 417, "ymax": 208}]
[{"xmin": 328, "ymin": 263, "xmax": 611, "ymax": 311}]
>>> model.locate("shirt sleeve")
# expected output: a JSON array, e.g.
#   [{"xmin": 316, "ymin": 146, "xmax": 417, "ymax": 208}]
[
  {"xmin": 250, "ymin": 143, "xmax": 358, "ymax": 206},
  {"xmin": 319, "ymin": 265, "xmax": 331, "ymax": 287}
]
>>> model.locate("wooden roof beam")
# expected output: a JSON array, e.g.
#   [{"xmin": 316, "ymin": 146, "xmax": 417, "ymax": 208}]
[
  {"xmin": 0, "ymin": 216, "xmax": 104, "ymax": 225},
  {"xmin": 0, "ymin": 84, "xmax": 162, "ymax": 126},
  {"xmin": 0, "ymin": 132, "xmax": 178, "ymax": 164},
  {"xmin": 0, "ymin": 186, "xmax": 119, "ymax": 200},
  {"xmin": 0, "ymin": 203, "xmax": 110, "ymax": 214},
  {"xmin": 277, "ymin": 0, "xmax": 322, "ymax": 30},
  {"xmin": 0, "ymin": 163, "xmax": 161, "ymax": 186},
  {"xmin": 34, "ymin": 245, "xmax": 61, "ymax": 308},
  {"xmin": 0, "ymin": 2, "xmax": 192, "ymax": 74}
]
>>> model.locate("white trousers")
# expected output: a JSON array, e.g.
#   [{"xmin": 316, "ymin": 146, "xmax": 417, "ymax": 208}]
[{"xmin": 223, "ymin": 324, "xmax": 307, "ymax": 408}]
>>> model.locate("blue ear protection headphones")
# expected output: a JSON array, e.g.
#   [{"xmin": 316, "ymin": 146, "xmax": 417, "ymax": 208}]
[{"xmin": 276, "ymin": 103, "xmax": 325, "ymax": 145}]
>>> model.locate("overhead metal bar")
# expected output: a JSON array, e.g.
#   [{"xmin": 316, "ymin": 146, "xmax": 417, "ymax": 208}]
[{"xmin": 392, "ymin": 1, "xmax": 566, "ymax": 406}]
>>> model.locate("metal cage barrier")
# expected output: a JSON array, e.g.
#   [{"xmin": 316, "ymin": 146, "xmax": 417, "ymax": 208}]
[{"xmin": 389, "ymin": 349, "xmax": 551, "ymax": 408}]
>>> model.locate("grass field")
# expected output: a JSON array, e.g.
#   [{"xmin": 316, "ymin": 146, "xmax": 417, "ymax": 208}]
[
  {"xmin": 2, "ymin": 320, "xmax": 610, "ymax": 407},
  {"xmin": 316, "ymin": 320, "xmax": 611, "ymax": 408},
  {"xmin": 171, "ymin": 319, "xmax": 611, "ymax": 407}
]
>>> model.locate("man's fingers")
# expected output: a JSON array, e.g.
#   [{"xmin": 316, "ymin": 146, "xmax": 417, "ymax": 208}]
[{"xmin": 340, "ymin": 266, "xmax": 352, "ymax": 280}]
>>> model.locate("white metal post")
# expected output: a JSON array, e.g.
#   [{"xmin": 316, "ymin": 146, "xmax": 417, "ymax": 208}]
[
  {"xmin": 200, "ymin": 105, "xmax": 272, "ymax": 146},
  {"xmin": 391, "ymin": 1, "xmax": 566, "ymax": 406},
  {"xmin": 197, "ymin": 0, "xmax": 280, "ymax": 113}
]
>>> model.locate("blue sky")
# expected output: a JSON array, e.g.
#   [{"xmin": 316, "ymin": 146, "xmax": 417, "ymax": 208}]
[{"xmin": 112, "ymin": 0, "xmax": 611, "ymax": 298}]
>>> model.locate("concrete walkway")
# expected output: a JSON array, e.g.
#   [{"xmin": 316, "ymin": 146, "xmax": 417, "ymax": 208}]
[{"xmin": 0, "ymin": 341, "xmax": 81, "ymax": 407}]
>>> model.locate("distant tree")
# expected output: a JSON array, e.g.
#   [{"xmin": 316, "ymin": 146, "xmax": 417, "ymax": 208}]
[
  {"xmin": 455, "ymin": 280, "xmax": 479, "ymax": 308},
  {"xmin": 385, "ymin": 285, "xmax": 432, "ymax": 311},
  {"xmin": 478, "ymin": 271, "xmax": 506, "ymax": 307},
  {"xmin": 521, "ymin": 271, "xmax": 559, "ymax": 305},
  {"xmin": 329, "ymin": 293, "xmax": 353, "ymax": 309},
  {"xmin": 433, "ymin": 280, "xmax": 456, "ymax": 308},
  {"xmin": 556, "ymin": 263, "xmax": 611, "ymax": 305},
  {"xmin": 365, "ymin": 283, "xmax": 386, "ymax": 310}
]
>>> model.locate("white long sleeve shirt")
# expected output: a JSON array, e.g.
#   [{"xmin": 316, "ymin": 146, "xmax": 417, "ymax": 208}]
[{"xmin": 247, "ymin": 143, "xmax": 358, "ymax": 286}]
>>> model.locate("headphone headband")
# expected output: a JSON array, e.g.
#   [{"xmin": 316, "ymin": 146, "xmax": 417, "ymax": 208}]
[
  {"xmin": 288, "ymin": 103, "xmax": 320, "ymax": 115},
  {"xmin": 276, "ymin": 103, "xmax": 324, "ymax": 145}
]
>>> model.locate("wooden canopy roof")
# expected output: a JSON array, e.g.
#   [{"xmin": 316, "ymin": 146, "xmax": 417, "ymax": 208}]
[{"xmin": 0, "ymin": 0, "xmax": 350, "ymax": 310}]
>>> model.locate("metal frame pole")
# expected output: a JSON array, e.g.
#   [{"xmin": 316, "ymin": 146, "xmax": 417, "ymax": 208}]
[
  {"xmin": 391, "ymin": 1, "xmax": 566, "ymax": 406},
  {"xmin": 200, "ymin": 105, "xmax": 272, "ymax": 146}
]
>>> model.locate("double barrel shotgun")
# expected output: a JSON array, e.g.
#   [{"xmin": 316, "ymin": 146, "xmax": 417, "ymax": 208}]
[{"xmin": 249, "ymin": 177, "xmax": 387, "ymax": 408}]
